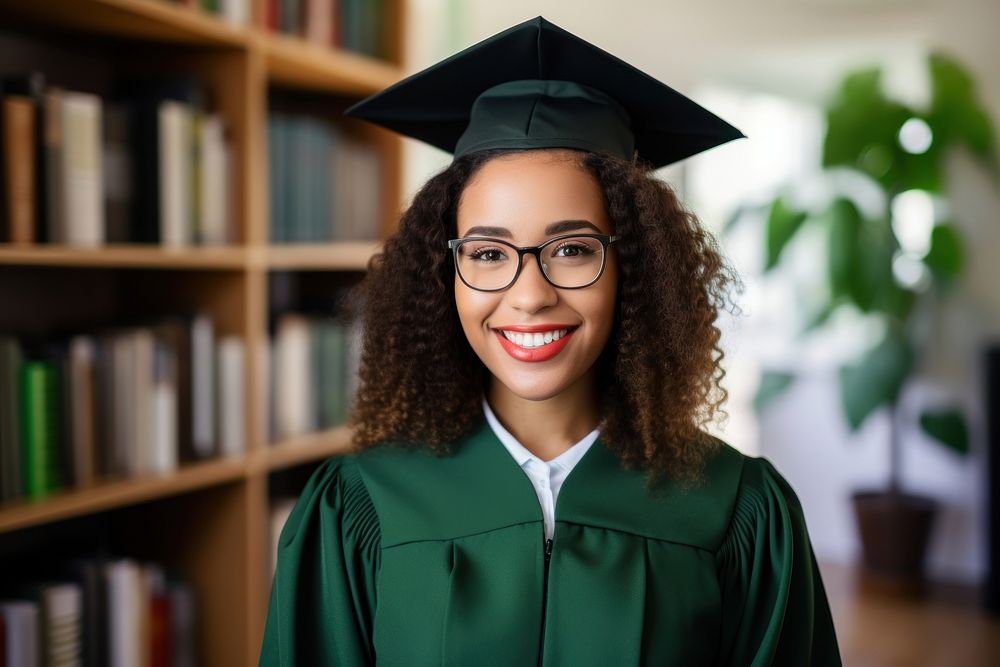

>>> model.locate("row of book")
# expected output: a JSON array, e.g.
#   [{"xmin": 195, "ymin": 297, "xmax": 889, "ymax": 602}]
[
  {"xmin": 0, "ymin": 555, "xmax": 197, "ymax": 667},
  {"xmin": 267, "ymin": 111, "xmax": 383, "ymax": 242},
  {"xmin": 0, "ymin": 72, "xmax": 235, "ymax": 248},
  {"xmin": 267, "ymin": 312, "xmax": 360, "ymax": 441},
  {"xmin": 0, "ymin": 314, "xmax": 245, "ymax": 503},
  {"xmin": 166, "ymin": 0, "xmax": 250, "ymax": 27},
  {"xmin": 262, "ymin": 0, "xmax": 389, "ymax": 59}
]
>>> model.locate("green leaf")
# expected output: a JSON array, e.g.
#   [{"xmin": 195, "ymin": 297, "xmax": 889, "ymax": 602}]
[
  {"xmin": 764, "ymin": 198, "xmax": 808, "ymax": 271},
  {"xmin": 838, "ymin": 326, "xmax": 915, "ymax": 430},
  {"xmin": 753, "ymin": 371, "xmax": 796, "ymax": 414},
  {"xmin": 923, "ymin": 222, "xmax": 965, "ymax": 285},
  {"xmin": 919, "ymin": 408, "xmax": 970, "ymax": 454},
  {"xmin": 928, "ymin": 51, "xmax": 998, "ymax": 162},
  {"xmin": 823, "ymin": 67, "xmax": 912, "ymax": 190},
  {"xmin": 827, "ymin": 197, "xmax": 862, "ymax": 302}
]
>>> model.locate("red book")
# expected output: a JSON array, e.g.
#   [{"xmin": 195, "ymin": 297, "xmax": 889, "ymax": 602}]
[{"xmin": 150, "ymin": 591, "xmax": 172, "ymax": 667}]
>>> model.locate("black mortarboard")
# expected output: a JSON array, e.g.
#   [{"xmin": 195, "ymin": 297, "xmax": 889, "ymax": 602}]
[{"xmin": 343, "ymin": 15, "xmax": 746, "ymax": 169}]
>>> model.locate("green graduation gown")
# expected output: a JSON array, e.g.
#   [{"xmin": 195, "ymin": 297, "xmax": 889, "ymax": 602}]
[{"xmin": 258, "ymin": 412, "xmax": 843, "ymax": 666}]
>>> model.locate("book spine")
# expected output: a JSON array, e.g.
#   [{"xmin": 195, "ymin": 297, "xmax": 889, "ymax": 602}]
[
  {"xmin": 2, "ymin": 95, "xmax": 37, "ymax": 243},
  {"xmin": 20, "ymin": 360, "xmax": 61, "ymax": 498}
]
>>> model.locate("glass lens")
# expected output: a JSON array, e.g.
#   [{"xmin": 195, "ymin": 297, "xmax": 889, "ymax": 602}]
[
  {"xmin": 455, "ymin": 239, "xmax": 518, "ymax": 290},
  {"xmin": 540, "ymin": 235, "xmax": 605, "ymax": 288},
  {"xmin": 455, "ymin": 236, "xmax": 605, "ymax": 290}
]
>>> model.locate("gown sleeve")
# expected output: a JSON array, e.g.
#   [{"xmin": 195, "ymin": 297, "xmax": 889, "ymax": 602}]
[
  {"xmin": 714, "ymin": 455, "xmax": 843, "ymax": 666},
  {"xmin": 258, "ymin": 456, "xmax": 381, "ymax": 667}
]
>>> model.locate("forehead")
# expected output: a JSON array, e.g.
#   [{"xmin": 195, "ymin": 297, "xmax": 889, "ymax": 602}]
[{"xmin": 456, "ymin": 151, "xmax": 609, "ymax": 237}]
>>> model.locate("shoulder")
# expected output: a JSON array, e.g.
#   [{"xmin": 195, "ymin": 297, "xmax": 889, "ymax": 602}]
[
  {"xmin": 714, "ymin": 443, "xmax": 811, "ymax": 558},
  {"xmin": 283, "ymin": 454, "xmax": 380, "ymax": 548}
]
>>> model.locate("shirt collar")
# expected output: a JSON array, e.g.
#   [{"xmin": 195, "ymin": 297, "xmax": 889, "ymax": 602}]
[{"xmin": 481, "ymin": 395, "xmax": 599, "ymax": 471}]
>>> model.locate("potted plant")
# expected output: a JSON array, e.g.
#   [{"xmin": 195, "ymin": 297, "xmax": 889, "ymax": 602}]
[{"xmin": 726, "ymin": 51, "xmax": 998, "ymax": 595}]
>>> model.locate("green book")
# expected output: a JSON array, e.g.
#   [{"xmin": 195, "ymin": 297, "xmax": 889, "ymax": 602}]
[{"xmin": 20, "ymin": 360, "xmax": 61, "ymax": 499}]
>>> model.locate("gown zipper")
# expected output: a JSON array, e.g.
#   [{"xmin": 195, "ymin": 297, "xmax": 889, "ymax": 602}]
[{"xmin": 538, "ymin": 537, "xmax": 553, "ymax": 666}]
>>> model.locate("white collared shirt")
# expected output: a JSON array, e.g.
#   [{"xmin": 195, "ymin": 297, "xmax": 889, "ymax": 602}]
[{"xmin": 482, "ymin": 396, "xmax": 599, "ymax": 541}]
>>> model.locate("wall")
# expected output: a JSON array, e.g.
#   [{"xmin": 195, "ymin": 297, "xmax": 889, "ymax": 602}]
[{"xmin": 401, "ymin": 0, "xmax": 1000, "ymax": 584}]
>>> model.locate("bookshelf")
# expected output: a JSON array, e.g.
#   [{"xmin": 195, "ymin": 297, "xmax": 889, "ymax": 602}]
[{"xmin": 0, "ymin": 0, "xmax": 405, "ymax": 665}]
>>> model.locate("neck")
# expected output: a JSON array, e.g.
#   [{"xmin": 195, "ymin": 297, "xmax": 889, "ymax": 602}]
[{"xmin": 486, "ymin": 371, "xmax": 600, "ymax": 462}]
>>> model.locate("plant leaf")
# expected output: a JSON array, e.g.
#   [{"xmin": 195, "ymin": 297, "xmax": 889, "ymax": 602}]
[
  {"xmin": 923, "ymin": 222, "xmax": 965, "ymax": 286},
  {"xmin": 838, "ymin": 326, "xmax": 915, "ymax": 430},
  {"xmin": 919, "ymin": 408, "xmax": 970, "ymax": 454},
  {"xmin": 765, "ymin": 198, "xmax": 808, "ymax": 271},
  {"xmin": 823, "ymin": 67, "xmax": 911, "ymax": 190},
  {"xmin": 753, "ymin": 371, "xmax": 796, "ymax": 414}
]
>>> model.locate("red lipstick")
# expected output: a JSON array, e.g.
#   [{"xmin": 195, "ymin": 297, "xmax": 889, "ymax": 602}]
[{"xmin": 493, "ymin": 325, "xmax": 577, "ymax": 362}]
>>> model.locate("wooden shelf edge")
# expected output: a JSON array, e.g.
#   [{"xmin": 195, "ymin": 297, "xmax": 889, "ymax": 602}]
[
  {"xmin": 258, "ymin": 425, "xmax": 355, "ymax": 472},
  {"xmin": 253, "ymin": 28, "xmax": 404, "ymax": 94},
  {"xmin": 0, "ymin": 0, "xmax": 246, "ymax": 47},
  {"xmin": 0, "ymin": 244, "xmax": 251, "ymax": 269},
  {"xmin": 259, "ymin": 241, "xmax": 382, "ymax": 270},
  {"xmin": 0, "ymin": 455, "xmax": 249, "ymax": 534}
]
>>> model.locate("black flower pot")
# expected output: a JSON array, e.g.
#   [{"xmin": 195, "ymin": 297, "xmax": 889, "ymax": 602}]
[{"xmin": 851, "ymin": 489, "xmax": 938, "ymax": 596}]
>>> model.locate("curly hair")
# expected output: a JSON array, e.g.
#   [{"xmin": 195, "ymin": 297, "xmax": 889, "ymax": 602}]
[{"xmin": 339, "ymin": 147, "xmax": 744, "ymax": 491}]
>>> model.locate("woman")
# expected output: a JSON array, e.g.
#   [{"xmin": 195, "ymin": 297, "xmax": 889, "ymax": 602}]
[{"xmin": 259, "ymin": 16, "xmax": 842, "ymax": 667}]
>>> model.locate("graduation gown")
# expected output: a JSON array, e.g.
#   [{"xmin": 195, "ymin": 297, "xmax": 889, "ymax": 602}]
[{"xmin": 258, "ymin": 413, "xmax": 842, "ymax": 666}]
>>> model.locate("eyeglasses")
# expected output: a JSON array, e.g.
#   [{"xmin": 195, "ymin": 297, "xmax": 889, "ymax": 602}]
[{"xmin": 447, "ymin": 233, "xmax": 618, "ymax": 292}]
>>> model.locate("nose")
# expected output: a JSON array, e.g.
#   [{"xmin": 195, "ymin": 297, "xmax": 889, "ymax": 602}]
[{"xmin": 506, "ymin": 253, "xmax": 558, "ymax": 311}]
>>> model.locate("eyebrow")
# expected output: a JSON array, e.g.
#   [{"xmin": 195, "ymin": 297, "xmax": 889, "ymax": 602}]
[{"xmin": 462, "ymin": 219, "xmax": 604, "ymax": 238}]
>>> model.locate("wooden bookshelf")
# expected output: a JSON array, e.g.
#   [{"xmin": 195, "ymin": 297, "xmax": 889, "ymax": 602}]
[{"xmin": 0, "ymin": 1, "xmax": 406, "ymax": 665}]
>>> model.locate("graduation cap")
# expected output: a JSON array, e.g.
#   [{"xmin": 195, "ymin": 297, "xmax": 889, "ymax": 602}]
[{"xmin": 343, "ymin": 15, "xmax": 746, "ymax": 169}]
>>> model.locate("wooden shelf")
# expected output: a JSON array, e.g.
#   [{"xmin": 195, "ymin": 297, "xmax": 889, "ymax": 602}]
[
  {"xmin": 260, "ymin": 241, "xmax": 382, "ymax": 270},
  {"xmin": 255, "ymin": 29, "xmax": 403, "ymax": 94},
  {"xmin": 0, "ymin": 456, "xmax": 248, "ymax": 535},
  {"xmin": 0, "ymin": 244, "xmax": 250, "ymax": 269},
  {"xmin": 0, "ymin": 0, "xmax": 247, "ymax": 47},
  {"xmin": 0, "ymin": 1, "xmax": 405, "ymax": 664},
  {"xmin": 256, "ymin": 425, "xmax": 355, "ymax": 473}
]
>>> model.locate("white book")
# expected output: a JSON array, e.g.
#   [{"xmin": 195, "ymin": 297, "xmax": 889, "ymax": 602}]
[
  {"xmin": 0, "ymin": 600, "xmax": 40, "ymax": 667},
  {"xmin": 191, "ymin": 314, "xmax": 216, "ymax": 458},
  {"xmin": 220, "ymin": 0, "xmax": 249, "ymax": 26},
  {"xmin": 105, "ymin": 559, "xmax": 142, "ymax": 667},
  {"xmin": 217, "ymin": 335, "xmax": 245, "ymax": 457},
  {"xmin": 40, "ymin": 582, "xmax": 82, "ymax": 666},
  {"xmin": 60, "ymin": 91, "xmax": 105, "ymax": 247},
  {"xmin": 199, "ymin": 114, "xmax": 228, "ymax": 245},
  {"xmin": 276, "ymin": 314, "xmax": 312, "ymax": 438},
  {"xmin": 159, "ymin": 100, "xmax": 193, "ymax": 247},
  {"xmin": 151, "ymin": 338, "xmax": 178, "ymax": 474}
]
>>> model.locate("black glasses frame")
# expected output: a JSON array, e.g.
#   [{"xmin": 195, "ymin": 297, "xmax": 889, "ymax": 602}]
[{"xmin": 446, "ymin": 233, "xmax": 619, "ymax": 292}]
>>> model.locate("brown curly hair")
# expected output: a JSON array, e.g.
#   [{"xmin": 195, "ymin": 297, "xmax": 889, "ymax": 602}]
[{"xmin": 340, "ymin": 147, "xmax": 744, "ymax": 491}]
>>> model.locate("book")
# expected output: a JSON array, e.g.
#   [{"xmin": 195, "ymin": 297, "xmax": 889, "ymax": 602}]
[
  {"xmin": 59, "ymin": 91, "xmax": 104, "ymax": 246},
  {"xmin": 20, "ymin": 359, "xmax": 61, "ymax": 499},
  {"xmin": 1, "ymin": 93, "xmax": 37, "ymax": 243},
  {"xmin": 217, "ymin": 335, "xmax": 245, "ymax": 458},
  {"xmin": 0, "ymin": 600, "xmax": 40, "ymax": 667},
  {"xmin": 0, "ymin": 335, "xmax": 24, "ymax": 500}
]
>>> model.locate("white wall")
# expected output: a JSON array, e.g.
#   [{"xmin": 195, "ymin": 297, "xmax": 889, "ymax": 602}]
[{"xmin": 401, "ymin": 0, "xmax": 1000, "ymax": 584}]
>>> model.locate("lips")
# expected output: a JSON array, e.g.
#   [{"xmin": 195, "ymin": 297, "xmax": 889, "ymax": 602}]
[
  {"xmin": 492, "ymin": 325, "xmax": 577, "ymax": 362},
  {"xmin": 493, "ymin": 323, "xmax": 579, "ymax": 333}
]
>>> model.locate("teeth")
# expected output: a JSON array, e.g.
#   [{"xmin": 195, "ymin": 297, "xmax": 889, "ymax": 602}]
[{"xmin": 501, "ymin": 329, "xmax": 570, "ymax": 348}]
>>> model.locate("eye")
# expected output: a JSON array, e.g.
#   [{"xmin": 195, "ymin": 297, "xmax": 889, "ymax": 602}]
[
  {"xmin": 466, "ymin": 246, "xmax": 507, "ymax": 263},
  {"xmin": 552, "ymin": 240, "xmax": 597, "ymax": 258}
]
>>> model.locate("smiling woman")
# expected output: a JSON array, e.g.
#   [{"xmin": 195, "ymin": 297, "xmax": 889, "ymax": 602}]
[{"xmin": 258, "ymin": 15, "xmax": 843, "ymax": 667}]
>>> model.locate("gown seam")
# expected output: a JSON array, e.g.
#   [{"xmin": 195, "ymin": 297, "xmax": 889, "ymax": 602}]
[{"xmin": 380, "ymin": 519, "xmax": 722, "ymax": 553}]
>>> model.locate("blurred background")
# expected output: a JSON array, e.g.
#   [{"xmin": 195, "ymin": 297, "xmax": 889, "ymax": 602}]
[{"xmin": 0, "ymin": 0, "xmax": 998, "ymax": 665}]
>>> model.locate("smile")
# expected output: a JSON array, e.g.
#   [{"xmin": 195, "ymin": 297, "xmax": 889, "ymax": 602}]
[{"xmin": 492, "ymin": 326, "xmax": 578, "ymax": 362}]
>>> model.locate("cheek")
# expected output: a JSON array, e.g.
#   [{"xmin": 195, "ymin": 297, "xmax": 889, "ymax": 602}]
[{"xmin": 454, "ymin": 282, "xmax": 493, "ymax": 336}]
